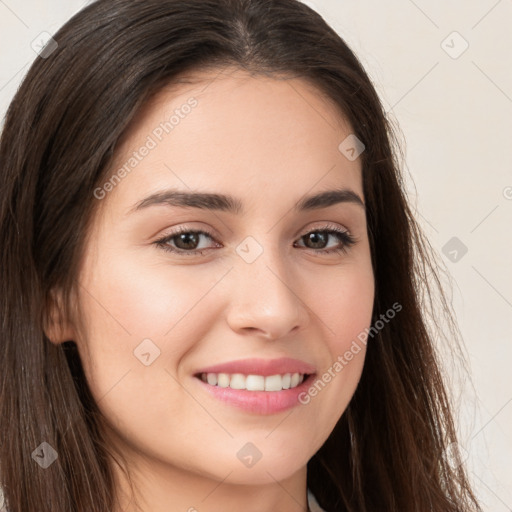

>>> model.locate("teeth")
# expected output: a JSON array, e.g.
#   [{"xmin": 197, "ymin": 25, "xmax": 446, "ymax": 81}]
[
  {"xmin": 217, "ymin": 373, "xmax": 230, "ymax": 388},
  {"xmin": 229, "ymin": 373, "xmax": 246, "ymax": 390},
  {"xmin": 199, "ymin": 372, "xmax": 306, "ymax": 391},
  {"xmin": 246, "ymin": 374, "xmax": 265, "ymax": 391}
]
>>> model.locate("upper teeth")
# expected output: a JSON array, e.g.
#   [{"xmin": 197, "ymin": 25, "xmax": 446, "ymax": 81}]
[{"xmin": 200, "ymin": 372, "xmax": 305, "ymax": 391}]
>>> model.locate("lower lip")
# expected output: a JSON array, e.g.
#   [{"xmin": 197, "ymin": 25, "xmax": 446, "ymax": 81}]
[{"xmin": 194, "ymin": 374, "xmax": 315, "ymax": 415}]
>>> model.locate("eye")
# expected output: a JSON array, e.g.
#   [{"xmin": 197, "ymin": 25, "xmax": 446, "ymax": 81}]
[
  {"xmin": 294, "ymin": 224, "xmax": 357, "ymax": 255},
  {"xmin": 154, "ymin": 226, "xmax": 220, "ymax": 256},
  {"xmin": 154, "ymin": 223, "xmax": 357, "ymax": 256}
]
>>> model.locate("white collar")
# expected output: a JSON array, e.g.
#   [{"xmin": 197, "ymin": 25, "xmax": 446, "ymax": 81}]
[{"xmin": 307, "ymin": 487, "xmax": 326, "ymax": 512}]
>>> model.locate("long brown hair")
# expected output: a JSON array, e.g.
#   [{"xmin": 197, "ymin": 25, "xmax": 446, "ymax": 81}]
[{"xmin": 0, "ymin": 0, "xmax": 481, "ymax": 510}]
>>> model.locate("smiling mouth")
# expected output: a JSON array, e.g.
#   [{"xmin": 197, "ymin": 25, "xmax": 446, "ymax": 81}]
[{"xmin": 194, "ymin": 372, "xmax": 312, "ymax": 391}]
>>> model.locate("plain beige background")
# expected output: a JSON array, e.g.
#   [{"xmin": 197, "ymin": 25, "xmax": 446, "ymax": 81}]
[{"xmin": 0, "ymin": 1, "xmax": 511, "ymax": 510}]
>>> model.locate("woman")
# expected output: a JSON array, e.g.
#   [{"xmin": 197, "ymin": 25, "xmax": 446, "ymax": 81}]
[{"xmin": 0, "ymin": 0, "xmax": 482, "ymax": 510}]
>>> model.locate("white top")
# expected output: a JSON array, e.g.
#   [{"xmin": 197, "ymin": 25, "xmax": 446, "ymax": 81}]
[
  {"xmin": 0, "ymin": 485, "xmax": 5, "ymax": 512},
  {"xmin": 307, "ymin": 487, "xmax": 326, "ymax": 512}
]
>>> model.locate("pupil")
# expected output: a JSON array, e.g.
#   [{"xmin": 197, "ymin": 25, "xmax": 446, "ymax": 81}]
[
  {"xmin": 173, "ymin": 231, "xmax": 330, "ymax": 251},
  {"xmin": 177, "ymin": 232, "xmax": 199, "ymax": 249},
  {"xmin": 307, "ymin": 232, "xmax": 327, "ymax": 249}
]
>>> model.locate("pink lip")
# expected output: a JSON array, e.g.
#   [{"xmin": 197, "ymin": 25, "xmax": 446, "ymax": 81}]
[
  {"xmin": 194, "ymin": 357, "xmax": 316, "ymax": 377},
  {"xmin": 194, "ymin": 373, "xmax": 316, "ymax": 415}
]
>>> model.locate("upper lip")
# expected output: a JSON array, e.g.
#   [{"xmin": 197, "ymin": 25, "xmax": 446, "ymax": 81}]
[{"xmin": 194, "ymin": 357, "xmax": 316, "ymax": 377}]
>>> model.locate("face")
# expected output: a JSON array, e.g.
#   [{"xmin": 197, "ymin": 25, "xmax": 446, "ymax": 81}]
[{"xmin": 61, "ymin": 67, "xmax": 374, "ymax": 493}]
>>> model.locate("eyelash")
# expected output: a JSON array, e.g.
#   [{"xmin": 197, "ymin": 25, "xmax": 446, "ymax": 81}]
[{"xmin": 154, "ymin": 223, "xmax": 357, "ymax": 257}]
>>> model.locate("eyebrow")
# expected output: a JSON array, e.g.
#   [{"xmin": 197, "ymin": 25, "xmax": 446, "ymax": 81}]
[{"xmin": 128, "ymin": 187, "xmax": 365, "ymax": 215}]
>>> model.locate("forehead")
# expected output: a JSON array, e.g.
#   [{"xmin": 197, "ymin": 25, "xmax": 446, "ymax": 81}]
[{"xmin": 99, "ymin": 66, "xmax": 363, "ymax": 218}]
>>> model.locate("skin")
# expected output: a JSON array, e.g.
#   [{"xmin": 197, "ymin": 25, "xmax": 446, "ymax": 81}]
[{"xmin": 48, "ymin": 66, "xmax": 375, "ymax": 512}]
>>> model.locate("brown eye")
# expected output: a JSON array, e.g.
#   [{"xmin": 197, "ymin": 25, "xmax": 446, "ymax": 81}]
[
  {"xmin": 295, "ymin": 227, "xmax": 356, "ymax": 255},
  {"xmin": 173, "ymin": 231, "xmax": 202, "ymax": 250},
  {"xmin": 155, "ymin": 228, "xmax": 218, "ymax": 256},
  {"xmin": 154, "ymin": 225, "xmax": 356, "ymax": 257}
]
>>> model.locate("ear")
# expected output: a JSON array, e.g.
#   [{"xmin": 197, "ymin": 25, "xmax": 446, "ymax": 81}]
[{"xmin": 43, "ymin": 289, "xmax": 77, "ymax": 345}]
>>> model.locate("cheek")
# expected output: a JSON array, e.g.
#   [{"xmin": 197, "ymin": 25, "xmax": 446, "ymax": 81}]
[
  {"xmin": 78, "ymin": 246, "xmax": 226, "ymax": 347},
  {"xmin": 74, "ymin": 248, "xmax": 228, "ymax": 406},
  {"xmin": 297, "ymin": 259, "xmax": 374, "ymax": 443},
  {"xmin": 314, "ymin": 256, "xmax": 375, "ymax": 354},
  {"xmin": 74, "ymin": 255, "xmax": 229, "ymax": 449},
  {"xmin": 331, "ymin": 274, "xmax": 374, "ymax": 354}
]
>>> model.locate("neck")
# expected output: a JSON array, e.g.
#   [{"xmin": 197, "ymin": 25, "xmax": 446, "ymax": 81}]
[{"xmin": 111, "ymin": 452, "xmax": 309, "ymax": 512}]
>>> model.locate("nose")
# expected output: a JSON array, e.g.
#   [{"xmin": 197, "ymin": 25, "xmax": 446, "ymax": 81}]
[{"xmin": 225, "ymin": 243, "xmax": 310, "ymax": 341}]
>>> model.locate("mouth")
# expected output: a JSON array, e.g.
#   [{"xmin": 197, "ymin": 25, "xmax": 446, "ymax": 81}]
[
  {"xmin": 194, "ymin": 371, "xmax": 311, "ymax": 391},
  {"xmin": 193, "ymin": 371, "xmax": 316, "ymax": 415}
]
